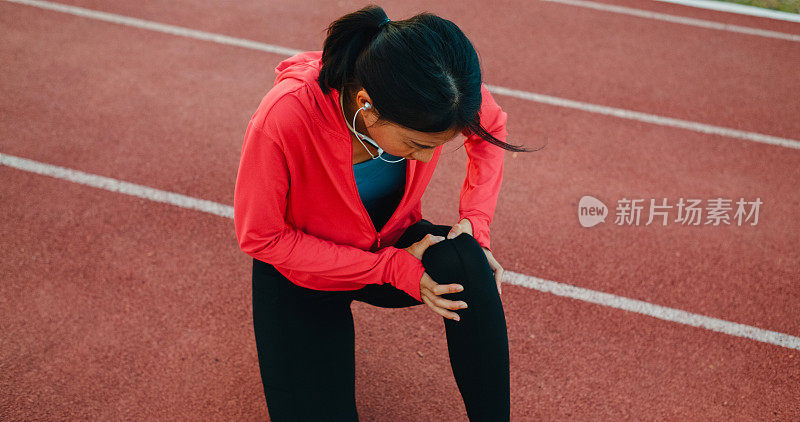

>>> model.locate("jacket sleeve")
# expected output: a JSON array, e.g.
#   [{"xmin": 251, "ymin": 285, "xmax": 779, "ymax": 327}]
[
  {"xmin": 233, "ymin": 118, "xmax": 426, "ymax": 301},
  {"xmin": 459, "ymin": 83, "xmax": 507, "ymax": 252}
]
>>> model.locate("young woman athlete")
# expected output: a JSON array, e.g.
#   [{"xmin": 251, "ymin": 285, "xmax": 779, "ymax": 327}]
[{"xmin": 234, "ymin": 5, "xmax": 531, "ymax": 421}]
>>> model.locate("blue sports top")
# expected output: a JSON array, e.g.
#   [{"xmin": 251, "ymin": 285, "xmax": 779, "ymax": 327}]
[{"xmin": 353, "ymin": 153, "xmax": 406, "ymax": 232}]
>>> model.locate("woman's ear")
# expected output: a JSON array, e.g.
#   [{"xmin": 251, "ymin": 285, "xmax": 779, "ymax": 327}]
[{"xmin": 363, "ymin": 104, "xmax": 381, "ymax": 127}]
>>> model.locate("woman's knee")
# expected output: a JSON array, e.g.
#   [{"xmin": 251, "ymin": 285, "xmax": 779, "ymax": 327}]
[{"xmin": 421, "ymin": 233, "xmax": 495, "ymax": 297}]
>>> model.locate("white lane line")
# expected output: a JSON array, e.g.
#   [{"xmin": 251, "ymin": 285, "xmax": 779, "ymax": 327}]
[
  {"xmin": 4, "ymin": 0, "xmax": 800, "ymax": 150},
  {"xmin": 2, "ymin": 151, "xmax": 799, "ymax": 351},
  {"xmin": 2, "ymin": 0, "xmax": 303, "ymax": 57},
  {"xmin": 540, "ymin": 0, "xmax": 800, "ymax": 41},
  {"xmin": 505, "ymin": 272, "xmax": 800, "ymax": 351},
  {"xmin": 653, "ymin": 0, "xmax": 800, "ymax": 23},
  {"xmin": 0, "ymin": 153, "xmax": 233, "ymax": 219},
  {"xmin": 486, "ymin": 84, "xmax": 800, "ymax": 150}
]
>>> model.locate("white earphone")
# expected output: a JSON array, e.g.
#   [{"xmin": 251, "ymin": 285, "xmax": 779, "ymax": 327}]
[
  {"xmin": 338, "ymin": 91, "xmax": 405, "ymax": 163},
  {"xmin": 353, "ymin": 101, "xmax": 404, "ymax": 163}
]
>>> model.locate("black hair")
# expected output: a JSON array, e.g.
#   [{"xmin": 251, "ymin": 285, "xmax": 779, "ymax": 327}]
[{"xmin": 318, "ymin": 5, "xmax": 538, "ymax": 153}]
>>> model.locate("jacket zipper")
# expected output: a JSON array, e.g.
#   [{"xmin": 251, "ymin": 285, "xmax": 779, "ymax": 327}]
[
  {"xmin": 381, "ymin": 160, "xmax": 410, "ymax": 242},
  {"xmin": 347, "ymin": 142, "xmax": 411, "ymax": 251},
  {"xmin": 348, "ymin": 140, "xmax": 380, "ymax": 250}
]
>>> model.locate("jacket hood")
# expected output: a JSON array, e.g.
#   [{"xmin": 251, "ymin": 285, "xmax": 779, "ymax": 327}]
[
  {"xmin": 274, "ymin": 50, "xmax": 325, "ymax": 86},
  {"xmin": 274, "ymin": 50, "xmax": 348, "ymax": 142}
]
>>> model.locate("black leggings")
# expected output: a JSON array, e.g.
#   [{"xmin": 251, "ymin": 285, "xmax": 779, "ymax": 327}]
[{"xmin": 251, "ymin": 219, "xmax": 510, "ymax": 421}]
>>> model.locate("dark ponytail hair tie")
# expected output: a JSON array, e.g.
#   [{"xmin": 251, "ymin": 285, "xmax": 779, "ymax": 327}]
[{"xmin": 378, "ymin": 17, "xmax": 391, "ymax": 30}]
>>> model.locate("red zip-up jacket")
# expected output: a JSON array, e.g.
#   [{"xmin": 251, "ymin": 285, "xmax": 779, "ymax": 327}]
[{"xmin": 234, "ymin": 50, "xmax": 506, "ymax": 302}]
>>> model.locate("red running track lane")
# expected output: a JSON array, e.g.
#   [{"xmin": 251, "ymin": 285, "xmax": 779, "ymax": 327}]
[
  {"xmin": 2, "ymin": 165, "xmax": 799, "ymax": 420},
  {"xmin": 1, "ymin": 0, "xmax": 799, "ymax": 420},
  {"xmin": 40, "ymin": 0, "xmax": 800, "ymax": 140},
  {"xmin": 2, "ymin": 0, "xmax": 798, "ymax": 334}
]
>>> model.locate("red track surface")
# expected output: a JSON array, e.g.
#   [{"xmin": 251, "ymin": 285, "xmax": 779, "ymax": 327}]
[{"xmin": 2, "ymin": 0, "xmax": 799, "ymax": 420}]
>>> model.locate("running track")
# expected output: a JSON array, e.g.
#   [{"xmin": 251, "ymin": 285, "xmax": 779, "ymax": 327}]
[{"xmin": 1, "ymin": 0, "xmax": 798, "ymax": 420}]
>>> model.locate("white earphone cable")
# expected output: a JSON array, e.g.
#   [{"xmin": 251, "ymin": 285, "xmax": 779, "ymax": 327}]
[{"xmin": 339, "ymin": 91, "xmax": 405, "ymax": 163}]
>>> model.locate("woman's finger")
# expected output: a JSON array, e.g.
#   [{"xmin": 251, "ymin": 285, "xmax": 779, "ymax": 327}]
[
  {"xmin": 495, "ymin": 268, "xmax": 503, "ymax": 294},
  {"xmin": 483, "ymin": 249, "xmax": 503, "ymax": 295},
  {"xmin": 432, "ymin": 294, "xmax": 467, "ymax": 310},
  {"xmin": 433, "ymin": 283, "xmax": 464, "ymax": 296},
  {"xmin": 484, "ymin": 251, "xmax": 498, "ymax": 273},
  {"xmin": 420, "ymin": 273, "xmax": 460, "ymax": 294},
  {"xmin": 447, "ymin": 218, "xmax": 473, "ymax": 239},
  {"xmin": 421, "ymin": 294, "xmax": 461, "ymax": 320},
  {"xmin": 422, "ymin": 283, "xmax": 467, "ymax": 310},
  {"xmin": 446, "ymin": 227, "xmax": 461, "ymax": 239}
]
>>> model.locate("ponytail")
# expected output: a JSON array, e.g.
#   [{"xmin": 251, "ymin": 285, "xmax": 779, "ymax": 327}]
[
  {"xmin": 318, "ymin": 6, "xmax": 389, "ymax": 96},
  {"xmin": 318, "ymin": 5, "xmax": 536, "ymax": 153}
]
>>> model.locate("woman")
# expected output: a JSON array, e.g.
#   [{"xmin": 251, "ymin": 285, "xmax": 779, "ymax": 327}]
[{"xmin": 234, "ymin": 5, "xmax": 531, "ymax": 421}]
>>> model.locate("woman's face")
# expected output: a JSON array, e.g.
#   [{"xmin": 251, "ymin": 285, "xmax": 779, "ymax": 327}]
[
  {"xmin": 365, "ymin": 121, "xmax": 461, "ymax": 162},
  {"xmin": 351, "ymin": 89, "xmax": 461, "ymax": 162}
]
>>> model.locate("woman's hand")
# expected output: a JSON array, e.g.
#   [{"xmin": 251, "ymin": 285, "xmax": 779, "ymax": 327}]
[
  {"xmin": 482, "ymin": 247, "xmax": 504, "ymax": 295},
  {"xmin": 446, "ymin": 218, "xmax": 474, "ymax": 240},
  {"xmin": 404, "ymin": 234, "xmax": 468, "ymax": 321},
  {"xmin": 447, "ymin": 218, "xmax": 504, "ymax": 295}
]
